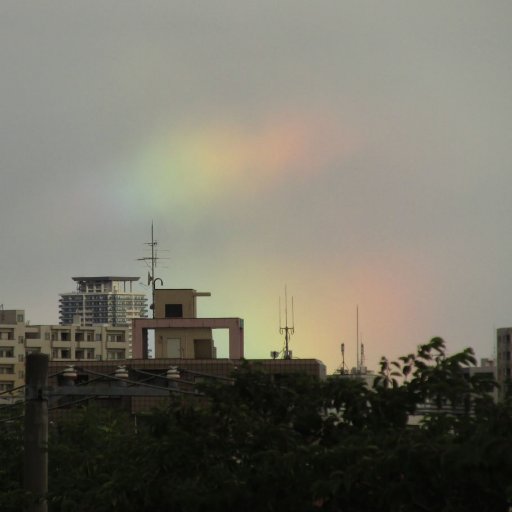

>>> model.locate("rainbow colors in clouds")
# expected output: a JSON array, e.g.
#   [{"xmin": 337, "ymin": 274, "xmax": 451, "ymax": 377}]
[{"xmin": 125, "ymin": 110, "xmax": 357, "ymax": 214}]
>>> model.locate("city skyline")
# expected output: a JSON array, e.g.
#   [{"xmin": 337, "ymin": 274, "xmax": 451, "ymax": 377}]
[{"xmin": 1, "ymin": 2, "xmax": 511, "ymax": 372}]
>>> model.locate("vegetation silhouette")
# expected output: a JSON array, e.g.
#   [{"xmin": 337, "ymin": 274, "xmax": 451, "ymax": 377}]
[{"xmin": 1, "ymin": 338, "xmax": 511, "ymax": 511}]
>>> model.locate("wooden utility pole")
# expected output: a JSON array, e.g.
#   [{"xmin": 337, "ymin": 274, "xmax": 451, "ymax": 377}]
[{"xmin": 24, "ymin": 353, "xmax": 48, "ymax": 512}]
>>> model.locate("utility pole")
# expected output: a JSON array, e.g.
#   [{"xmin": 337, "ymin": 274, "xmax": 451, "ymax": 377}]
[{"xmin": 24, "ymin": 353, "xmax": 49, "ymax": 512}]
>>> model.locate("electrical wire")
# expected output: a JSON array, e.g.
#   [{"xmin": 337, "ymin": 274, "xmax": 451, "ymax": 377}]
[{"xmin": 76, "ymin": 367, "xmax": 201, "ymax": 396}]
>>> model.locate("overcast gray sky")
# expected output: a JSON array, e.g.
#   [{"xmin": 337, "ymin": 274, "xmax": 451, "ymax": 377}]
[{"xmin": 1, "ymin": 1, "xmax": 511, "ymax": 371}]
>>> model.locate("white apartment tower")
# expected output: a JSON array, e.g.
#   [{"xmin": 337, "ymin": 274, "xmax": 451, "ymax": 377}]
[{"xmin": 59, "ymin": 276, "xmax": 147, "ymax": 327}]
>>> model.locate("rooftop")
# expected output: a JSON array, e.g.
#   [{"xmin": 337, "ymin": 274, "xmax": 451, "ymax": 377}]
[{"xmin": 72, "ymin": 276, "xmax": 140, "ymax": 282}]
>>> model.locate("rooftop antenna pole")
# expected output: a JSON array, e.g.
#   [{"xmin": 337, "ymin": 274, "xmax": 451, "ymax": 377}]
[
  {"xmin": 341, "ymin": 343, "xmax": 346, "ymax": 374},
  {"xmin": 137, "ymin": 222, "xmax": 165, "ymax": 318},
  {"xmin": 151, "ymin": 222, "xmax": 156, "ymax": 318},
  {"xmin": 356, "ymin": 305, "xmax": 359, "ymax": 373},
  {"xmin": 285, "ymin": 286, "xmax": 288, "ymax": 327},
  {"xmin": 279, "ymin": 285, "xmax": 295, "ymax": 359},
  {"xmin": 151, "ymin": 223, "xmax": 154, "ymax": 284}
]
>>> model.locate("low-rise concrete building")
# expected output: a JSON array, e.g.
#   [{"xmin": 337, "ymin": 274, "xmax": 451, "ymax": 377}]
[
  {"xmin": 133, "ymin": 289, "xmax": 244, "ymax": 360},
  {"xmin": 0, "ymin": 309, "xmax": 130, "ymax": 396}
]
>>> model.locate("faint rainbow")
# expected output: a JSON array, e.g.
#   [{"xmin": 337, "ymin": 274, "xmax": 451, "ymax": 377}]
[{"xmin": 116, "ymin": 111, "xmax": 357, "ymax": 213}]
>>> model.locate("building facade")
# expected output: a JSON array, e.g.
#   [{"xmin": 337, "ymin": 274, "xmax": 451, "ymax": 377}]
[
  {"xmin": 0, "ymin": 309, "xmax": 131, "ymax": 396},
  {"xmin": 497, "ymin": 327, "xmax": 512, "ymax": 399},
  {"xmin": 0, "ymin": 309, "xmax": 26, "ymax": 394},
  {"xmin": 59, "ymin": 276, "xmax": 147, "ymax": 327}
]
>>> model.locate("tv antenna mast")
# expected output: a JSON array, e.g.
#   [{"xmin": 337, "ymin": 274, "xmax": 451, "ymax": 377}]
[
  {"xmin": 356, "ymin": 305, "xmax": 360, "ymax": 373},
  {"xmin": 278, "ymin": 286, "xmax": 294, "ymax": 360},
  {"xmin": 137, "ymin": 222, "xmax": 166, "ymax": 317},
  {"xmin": 339, "ymin": 342, "xmax": 348, "ymax": 374}
]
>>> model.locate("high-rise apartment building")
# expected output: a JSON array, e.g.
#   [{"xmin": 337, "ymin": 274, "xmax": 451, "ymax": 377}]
[{"xmin": 59, "ymin": 276, "xmax": 147, "ymax": 327}]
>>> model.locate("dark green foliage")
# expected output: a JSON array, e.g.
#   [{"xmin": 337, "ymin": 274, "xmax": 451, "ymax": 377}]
[
  {"xmin": 2, "ymin": 338, "xmax": 512, "ymax": 511},
  {"xmin": 0, "ymin": 404, "xmax": 31, "ymax": 512}
]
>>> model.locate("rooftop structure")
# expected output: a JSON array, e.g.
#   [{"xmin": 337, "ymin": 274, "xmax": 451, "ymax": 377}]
[
  {"xmin": 132, "ymin": 289, "xmax": 244, "ymax": 359},
  {"xmin": 47, "ymin": 357, "xmax": 327, "ymax": 416}
]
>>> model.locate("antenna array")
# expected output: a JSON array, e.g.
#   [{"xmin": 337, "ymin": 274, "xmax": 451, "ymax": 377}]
[
  {"xmin": 338, "ymin": 306, "xmax": 369, "ymax": 375},
  {"xmin": 278, "ymin": 286, "xmax": 294, "ymax": 360}
]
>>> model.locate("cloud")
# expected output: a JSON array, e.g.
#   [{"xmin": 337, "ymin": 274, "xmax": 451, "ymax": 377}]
[{"xmin": 115, "ymin": 109, "xmax": 358, "ymax": 214}]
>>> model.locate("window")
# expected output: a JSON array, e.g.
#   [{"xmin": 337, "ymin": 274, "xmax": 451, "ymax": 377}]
[
  {"xmin": 18, "ymin": 354, "xmax": 24, "ymax": 362},
  {"xmin": 0, "ymin": 382, "xmax": 14, "ymax": 392},
  {"xmin": 18, "ymin": 336, "xmax": 24, "ymax": 344},
  {"xmin": 0, "ymin": 365, "xmax": 14, "ymax": 374},
  {"xmin": 0, "ymin": 348, "xmax": 14, "ymax": 358},
  {"xmin": 16, "ymin": 314, "xmax": 24, "ymax": 323},
  {"xmin": 27, "ymin": 348, "xmax": 41, "ymax": 355},
  {"xmin": 45, "ymin": 332, "xmax": 50, "ymax": 341},
  {"xmin": 52, "ymin": 349, "xmax": 70, "ymax": 359},
  {"xmin": 107, "ymin": 349, "xmax": 125, "ymax": 360},
  {"xmin": 75, "ymin": 348, "xmax": 96, "ymax": 360},
  {"xmin": 95, "ymin": 334, "xmax": 102, "ymax": 342},
  {"xmin": 165, "ymin": 304, "xmax": 183, "ymax": 318},
  {"xmin": 107, "ymin": 333, "xmax": 124, "ymax": 342}
]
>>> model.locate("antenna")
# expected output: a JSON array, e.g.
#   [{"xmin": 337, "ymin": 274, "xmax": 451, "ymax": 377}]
[
  {"xmin": 278, "ymin": 286, "xmax": 295, "ymax": 359},
  {"xmin": 137, "ymin": 222, "xmax": 166, "ymax": 318},
  {"xmin": 360, "ymin": 342, "xmax": 365, "ymax": 369},
  {"xmin": 356, "ymin": 305, "xmax": 359, "ymax": 372},
  {"xmin": 340, "ymin": 342, "xmax": 346, "ymax": 374}
]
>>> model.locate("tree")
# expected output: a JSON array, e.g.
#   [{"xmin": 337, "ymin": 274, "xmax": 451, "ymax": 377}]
[{"xmin": 2, "ymin": 338, "xmax": 512, "ymax": 511}]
